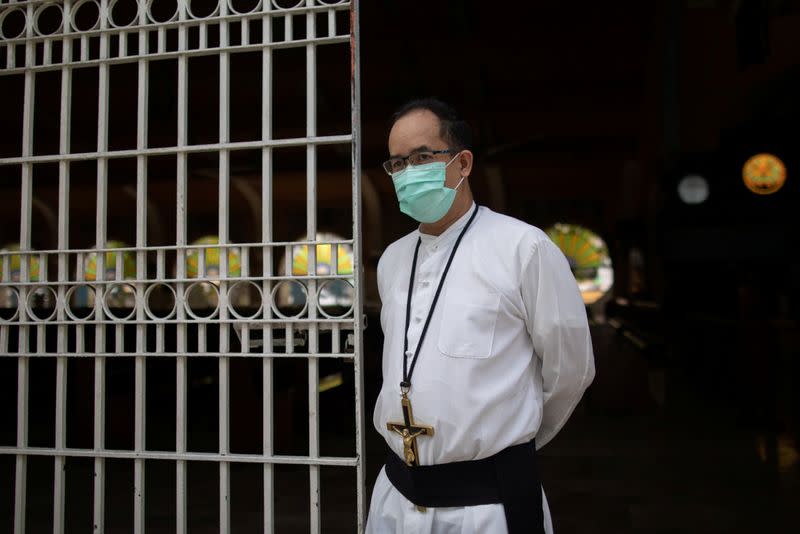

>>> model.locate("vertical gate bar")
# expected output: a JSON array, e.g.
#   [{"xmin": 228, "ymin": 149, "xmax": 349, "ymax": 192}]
[
  {"xmin": 13, "ymin": 352, "xmax": 29, "ymax": 534},
  {"xmin": 115, "ymin": 323, "xmax": 123, "ymax": 353},
  {"xmin": 284, "ymin": 13, "xmax": 293, "ymax": 43},
  {"xmin": 0, "ymin": 255, "xmax": 7, "ymax": 354},
  {"xmin": 133, "ymin": 325, "xmax": 146, "ymax": 530},
  {"xmin": 175, "ymin": 174, "xmax": 188, "ymax": 527},
  {"xmin": 13, "ymin": 2, "xmax": 36, "ymax": 531},
  {"xmin": 115, "ymin": 250, "xmax": 123, "ymax": 281},
  {"xmin": 218, "ymin": 2, "xmax": 231, "ymax": 531},
  {"xmin": 305, "ymin": 3, "xmax": 320, "ymax": 533},
  {"xmin": 285, "ymin": 244, "xmax": 294, "ymax": 355},
  {"xmin": 261, "ymin": 3, "xmax": 275, "ymax": 531},
  {"xmin": 155, "ymin": 251, "xmax": 165, "ymax": 355},
  {"xmin": 81, "ymin": 34, "xmax": 88, "ymax": 62},
  {"xmin": 330, "ymin": 243, "xmax": 340, "ymax": 355},
  {"xmin": 350, "ymin": 0, "xmax": 367, "ymax": 529},
  {"xmin": 157, "ymin": 27, "xmax": 166, "ymax": 54},
  {"xmin": 242, "ymin": 17, "xmax": 250, "ymax": 46},
  {"xmin": 286, "ymin": 322, "xmax": 294, "ymax": 354},
  {"xmin": 93, "ymin": 3, "xmax": 111, "ymax": 530},
  {"xmin": 53, "ymin": 3, "xmax": 74, "ymax": 530},
  {"xmin": 134, "ymin": 0, "xmax": 150, "ymax": 527},
  {"xmin": 37, "ymin": 324, "xmax": 45, "ymax": 354},
  {"xmin": 175, "ymin": 0, "xmax": 189, "ymax": 530},
  {"xmin": 198, "ymin": 324, "xmax": 206, "ymax": 353},
  {"xmin": 120, "ymin": 30, "xmax": 127, "ymax": 57},
  {"xmin": 332, "ymin": 322, "xmax": 340, "ymax": 355},
  {"xmin": 80, "ymin": 34, "xmax": 88, "ymax": 62},
  {"xmin": 239, "ymin": 247, "xmax": 249, "ymax": 352},
  {"xmin": 76, "ymin": 254, "xmax": 85, "ymax": 358}
]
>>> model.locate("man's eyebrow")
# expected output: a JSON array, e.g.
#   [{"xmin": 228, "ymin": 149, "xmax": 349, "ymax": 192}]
[{"xmin": 388, "ymin": 145, "xmax": 432, "ymax": 159}]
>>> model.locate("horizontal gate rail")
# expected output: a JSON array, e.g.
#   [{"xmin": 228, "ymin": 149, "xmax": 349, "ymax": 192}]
[{"xmin": 0, "ymin": 135, "xmax": 353, "ymax": 165}]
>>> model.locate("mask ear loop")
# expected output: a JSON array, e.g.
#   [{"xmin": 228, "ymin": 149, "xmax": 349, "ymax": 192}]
[
  {"xmin": 445, "ymin": 151, "xmax": 466, "ymax": 191},
  {"xmin": 444, "ymin": 151, "xmax": 462, "ymax": 168}
]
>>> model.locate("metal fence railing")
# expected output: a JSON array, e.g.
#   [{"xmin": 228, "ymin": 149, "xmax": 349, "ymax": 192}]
[{"xmin": 0, "ymin": 0, "xmax": 364, "ymax": 532}]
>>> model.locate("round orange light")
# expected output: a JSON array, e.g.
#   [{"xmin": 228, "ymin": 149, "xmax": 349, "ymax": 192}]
[{"xmin": 742, "ymin": 153, "xmax": 786, "ymax": 195}]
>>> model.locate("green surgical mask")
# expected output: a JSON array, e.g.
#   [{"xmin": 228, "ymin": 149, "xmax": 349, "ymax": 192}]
[{"xmin": 392, "ymin": 154, "xmax": 464, "ymax": 223}]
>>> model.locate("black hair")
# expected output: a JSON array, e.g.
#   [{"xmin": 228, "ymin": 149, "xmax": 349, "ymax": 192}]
[{"xmin": 391, "ymin": 98, "xmax": 473, "ymax": 151}]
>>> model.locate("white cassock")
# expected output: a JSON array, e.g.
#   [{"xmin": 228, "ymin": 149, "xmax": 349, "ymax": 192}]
[{"xmin": 366, "ymin": 204, "xmax": 596, "ymax": 534}]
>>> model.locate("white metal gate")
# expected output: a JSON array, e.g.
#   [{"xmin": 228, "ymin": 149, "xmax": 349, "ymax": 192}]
[{"xmin": 0, "ymin": 0, "xmax": 364, "ymax": 531}]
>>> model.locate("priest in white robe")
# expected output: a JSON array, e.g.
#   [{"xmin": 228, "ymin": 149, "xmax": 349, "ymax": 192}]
[{"xmin": 366, "ymin": 98, "xmax": 596, "ymax": 534}]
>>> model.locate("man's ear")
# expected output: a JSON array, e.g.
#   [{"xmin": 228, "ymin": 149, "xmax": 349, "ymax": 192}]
[{"xmin": 459, "ymin": 150, "xmax": 474, "ymax": 177}]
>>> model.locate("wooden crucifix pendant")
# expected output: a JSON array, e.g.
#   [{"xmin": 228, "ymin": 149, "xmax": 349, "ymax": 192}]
[{"xmin": 386, "ymin": 393, "xmax": 434, "ymax": 467}]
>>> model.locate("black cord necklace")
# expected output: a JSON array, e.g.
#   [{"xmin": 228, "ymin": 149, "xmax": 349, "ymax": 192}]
[{"xmin": 401, "ymin": 204, "xmax": 479, "ymax": 393}]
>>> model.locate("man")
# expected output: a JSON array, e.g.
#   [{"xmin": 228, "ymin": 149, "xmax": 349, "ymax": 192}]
[{"xmin": 366, "ymin": 98, "xmax": 595, "ymax": 534}]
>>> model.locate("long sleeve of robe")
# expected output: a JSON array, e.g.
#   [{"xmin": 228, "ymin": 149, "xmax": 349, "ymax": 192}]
[{"xmin": 522, "ymin": 237, "xmax": 596, "ymax": 449}]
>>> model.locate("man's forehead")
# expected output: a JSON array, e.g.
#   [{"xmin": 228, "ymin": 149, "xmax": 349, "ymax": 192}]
[{"xmin": 388, "ymin": 110, "xmax": 445, "ymax": 154}]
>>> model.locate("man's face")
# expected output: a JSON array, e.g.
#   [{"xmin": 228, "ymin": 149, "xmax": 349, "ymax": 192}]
[{"xmin": 387, "ymin": 110, "xmax": 463, "ymax": 190}]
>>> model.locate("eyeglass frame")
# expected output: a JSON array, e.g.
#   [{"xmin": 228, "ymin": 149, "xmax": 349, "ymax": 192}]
[{"xmin": 382, "ymin": 149, "xmax": 458, "ymax": 176}]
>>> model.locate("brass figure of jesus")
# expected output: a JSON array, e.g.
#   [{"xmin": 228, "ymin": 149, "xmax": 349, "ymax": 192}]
[{"xmin": 386, "ymin": 394, "xmax": 434, "ymax": 467}]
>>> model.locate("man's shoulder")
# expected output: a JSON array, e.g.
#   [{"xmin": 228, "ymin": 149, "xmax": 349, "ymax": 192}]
[
  {"xmin": 377, "ymin": 230, "xmax": 418, "ymax": 273},
  {"xmin": 478, "ymin": 207, "xmax": 550, "ymax": 248}
]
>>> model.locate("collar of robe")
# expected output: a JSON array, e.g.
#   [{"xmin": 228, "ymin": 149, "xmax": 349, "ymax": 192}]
[{"xmin": 401, "ymin": 204, "xmax": 480, "ymax": 394}]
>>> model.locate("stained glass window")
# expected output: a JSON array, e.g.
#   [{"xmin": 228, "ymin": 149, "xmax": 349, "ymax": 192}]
[
  {"xmin": 742, "ymin": 153, "xmax": 787, "ymax": 195},
  {"xmin": 546, "ymin": 224, "xmax": 613, "ymax": 305}
]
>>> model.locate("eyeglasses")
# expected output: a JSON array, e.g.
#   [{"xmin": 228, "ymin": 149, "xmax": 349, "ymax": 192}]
[{"xmin": 382, "ymin": 149, "xmax": 456, "ymax": 176}]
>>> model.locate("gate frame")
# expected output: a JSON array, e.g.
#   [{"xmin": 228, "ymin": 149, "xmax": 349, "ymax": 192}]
[{"xmin": 0, "ymin": 0, "xmax": 366, "ymax": 531}]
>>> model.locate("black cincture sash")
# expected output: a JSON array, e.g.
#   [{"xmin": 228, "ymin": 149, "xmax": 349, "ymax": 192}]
[{"xmin": 384, "ymin": 440, "xmax": 545, "ymax": 534}]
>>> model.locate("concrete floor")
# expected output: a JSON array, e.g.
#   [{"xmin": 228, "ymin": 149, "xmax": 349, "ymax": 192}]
[
  {"xmin": 1, "ymin": 353, "xmax": 797, "ymax": 533},
  {"xmin": 4, "ymin": 410, "xmax": 797, "ymax": 533}
]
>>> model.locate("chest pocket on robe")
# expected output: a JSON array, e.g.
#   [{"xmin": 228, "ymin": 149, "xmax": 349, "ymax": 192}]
[{"xmin": 437, "ymin": 289, "xmax": 501, "ymax": 359}]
